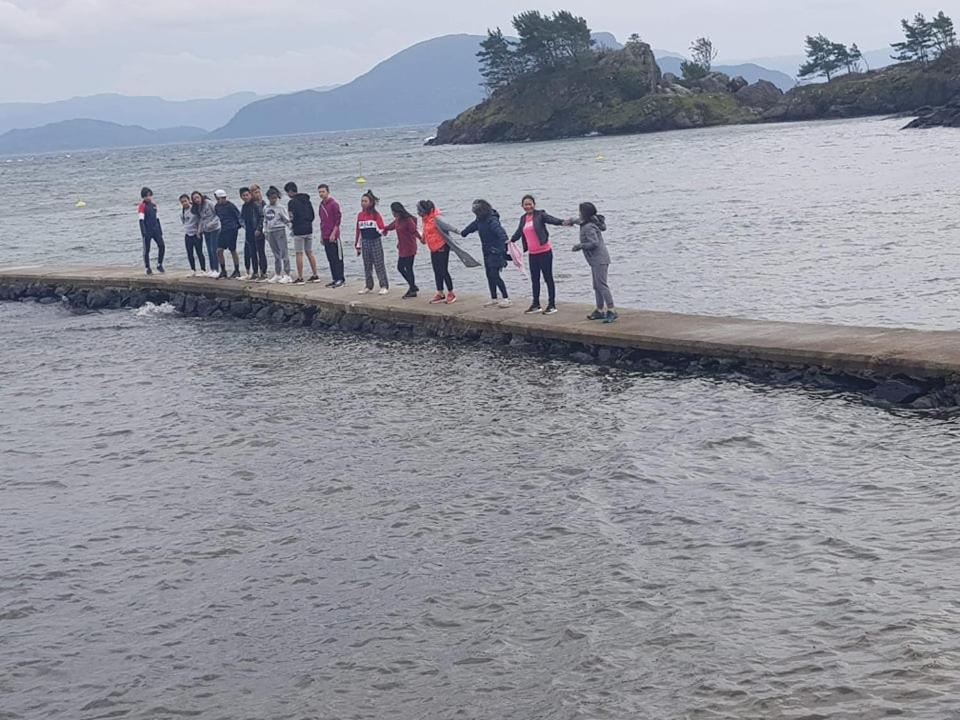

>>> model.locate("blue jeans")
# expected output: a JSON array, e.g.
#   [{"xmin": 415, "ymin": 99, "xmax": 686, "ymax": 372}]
[{"xmin": 203, "ymin": 230, "xmax": 220, "ymax": 272}]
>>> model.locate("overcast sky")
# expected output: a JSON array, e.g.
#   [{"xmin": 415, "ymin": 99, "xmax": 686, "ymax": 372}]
[{"xmin": 0, "ymin": 0, "xmax": 941, "ymax": 103}]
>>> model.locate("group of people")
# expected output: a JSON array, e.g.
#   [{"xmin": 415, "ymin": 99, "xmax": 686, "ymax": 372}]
[{"xmin": 137, "ymin": 184, "xmax": 618, "ymax": 322}]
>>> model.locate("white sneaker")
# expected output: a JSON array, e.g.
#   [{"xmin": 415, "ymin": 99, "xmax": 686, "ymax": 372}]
[
  {"xmin": 378, "ymin": 287, "xmax": 389, "ymax": 295},
  {"xmin": 267, "ymin": 275, "xmax": 279, "ymax": 284},
  {"xmin": 358, "ymin": 288, "xmax": 372, "ymax": 295},
  {"xmin": 189, "ymin": 271, "xmax": 197, "ymax": 277},
  {"xmin": 207, "ymin": 270, "xmax": 219, "ymax": 278},
  {"xmin": 279, "ymin": 275, "xmax": 293, "ymax": 284},
  {"xmin": 483, "ymin": 299, "xmax": 498, "ymax": 307},
  {"xmin": 242, "ymin": 273, "xmax": 252, "ymax": 281},
  {"xmin": 498, "ymin": 298, "xmax": 512, "ymax": 308}
]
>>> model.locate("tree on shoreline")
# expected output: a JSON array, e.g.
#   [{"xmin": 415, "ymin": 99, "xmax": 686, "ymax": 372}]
[
  {"xmin": 890, "ymin": 11, "xmax": 955, "ymax": 63},
  {"xmin": 681, "ymin": 37, "xmax": 717, "ymax": 81},
  {"xmin": 798, "ymin": 35, "xmax": 855, "ymax": 80},
  {"xmin": 477, "ymin": 10, "xmax": 594, "ymax": 91}
]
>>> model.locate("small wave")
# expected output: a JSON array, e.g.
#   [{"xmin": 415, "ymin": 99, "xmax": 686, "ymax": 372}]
[{"xmin": 134, "ymin": 302, "xmax": 177, "ymax": 318}]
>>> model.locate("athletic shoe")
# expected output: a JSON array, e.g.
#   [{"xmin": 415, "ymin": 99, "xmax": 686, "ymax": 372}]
[
  {"xmin": 498, "ymin": 298, "xmax": 512, "ymax": 308},
  {"xmin": 333, "ymin": 280, "xmax": 345, "ymax": 288},
  {"xmin": 207, "ymin": 270, "xmax": 219, "ymax": 278},
  {"xmin": 429, "ymin": 293, "xmax": 446, "ymax": 304},
  {"xmin": 308, "ymin": 275, "xmax": 321, "ymax": 283},
  {"xmin": 587, "ymin": 310, "xmax": 605, "ymax": 321},
  {"xmin": 483, "ymin": 299, "xmax": 499, "ymax": 307},
  {"xmin": 358, "ymin": 287, "xmax": 372, "ymax": 295},
  {"xmin": 543, "ymin": 305, "xmax": 558, "ymax": 315},
  {"xmin": 189, "ymin": 271, "xmax": 197, "ymax": 278},
  {"xmin": 603, "ymin": 310, "xmax": 619, "ymax": 324},
  {"xmin": 267, "ymin": 275, "xmax": 279, "ymax": 284},
  {"xmin": 378, "ymin": 287, "xmax": 389, "ymax": 295},
  {"xmin": 279, "ymin": 275, "xmax": 293, "ymax": 284},
  {"xmin": 402, "ymin": 289, "xmax": 418, "ymax": 299},
  {"xmin": 156, "ymin": 265, "xmax": 165, "ymax": 274},
  {"xmin": 446, "ymin": 292, "xmax": 457, "ymax": 305},
  {"xmin": 230, "ymin": 270, "xmax": 242, "ymax": 279},
  {"xmin": 524, "ymin": 304, "xmax": 542, "ymax": 314},
  {"xmin": 293, "ymin": 277, "xmax": 305, "ymax": 284},
  {"xmin": 325, "ymin": 281, "xmax": 337, "ymax": 288},
  {"xmin": 144, "ymin": 267, "xmax": 153, "ymax": 276},
  {"xmin": 242, "ymin": 273, "xmax": 252, "ymax": 281},
  {"xmin": 218, "ymin": 270, "xmax": 228, "ymax": 279}
]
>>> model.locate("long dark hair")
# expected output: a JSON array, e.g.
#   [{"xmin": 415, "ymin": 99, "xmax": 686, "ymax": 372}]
[
  {"xmin": 190, "ymin": 190, "xmax": 204, "ymax": 216},
  {"xmin": 416, "ymin": 199, "xmax": 435, "ymax": 216},
  {"xmin": 472, "ymin": 199, "xmax": 493, "ymax": 218},
  {"xmin": 361, "ymin": 190, "xmax": 379, "ymax": 210},
  {"xmin": 390, "ymin": 201, "xmax": 413, "ymax": 220}
]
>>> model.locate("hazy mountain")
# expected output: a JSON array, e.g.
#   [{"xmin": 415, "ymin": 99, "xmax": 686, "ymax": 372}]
[
  {"xmin": 657, "ymin": 57, "xmax": 796, "ymax": 90},
  {"xmin": 0, "ymin": 119, "xmax": 205, "ymax": 155},
  {"xmin": 213, "ymin": 34, "xmax": 487, "ymax": 139},
  {"xmin": 0, "ymin": 92, "xmax": 267, "ymax": 134}
]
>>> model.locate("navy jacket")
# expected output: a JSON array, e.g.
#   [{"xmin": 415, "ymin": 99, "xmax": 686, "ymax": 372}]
[
  {"xmin": 510, "ymin": 209, "xmax": 565, "ymax": 252},
  {"xmin": 462, "ymin": 211, "xmax": 509, "ymax": 266},
  {"xmin": 241, "ymin": 200, "xmax": 264, "ymax": 240},
  {"xmin": 288, "ymin": 194, "xmax": 315, "ymax": 236},
  {"xmin": 215, "ymin": 201, "xmax": 243, "ymax": 233}
]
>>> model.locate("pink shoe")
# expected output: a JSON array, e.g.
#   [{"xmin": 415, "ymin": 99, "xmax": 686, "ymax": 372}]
[
  {"xmin": 445, "ymin": 292, "xmax": 457, "ymax": 305},
  {"xmin": 429, "ymin": 292, "xmax": 446, "ymax": 304}
]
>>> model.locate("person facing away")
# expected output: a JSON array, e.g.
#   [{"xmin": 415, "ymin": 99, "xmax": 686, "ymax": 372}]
[
  {"xmin": 138, "ymin": 187, "xmax": 165, "ymax": 275},
  {"xmin": 462, "ymin": 199, "xmax": 511, "ymax": 308},
  {"xmin": 318, "ymin": 184, "xmax": 345, "ymax": 287},
  {"xmin": 383, "ymin": 201, "xmax": 421, "ymax": 299},
  {"xmin": 263, "ymin": 185, "xmax": 293, "ymax": 284},
  {"xmin": 284, "ymin": 181, "xmax": 320, "ymax": 284},
  {"xmin": 510, "ymin": 194, "xmax": 565, "ymax": 315},
  {"xmin": 179, "ymin": 193, "xmax": 206, "ymax": 276},
  {"xmin": 191, "ymin": 190, "xmax": 221, "ymax": 276},
  {"xmin": 418, "ymin": 199, "xmax": 462, "ymax": 305},
  {"xmin": 213, "ymin": 189, "xmax": 242, "ymax": 279},
  {"xmin": 570, "ymin": 202, "xmax": 617, "ymax": 323},
  {"xmin": 240, "ymin": 186, "xmax": 267, "ymax": 281},
  {"xmin": 355, "ymin": 190, "xmax": 389, "ymax": 295}
]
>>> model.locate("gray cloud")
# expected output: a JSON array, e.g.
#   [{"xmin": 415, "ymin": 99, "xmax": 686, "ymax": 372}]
[{"xmin": 0, "ymin": 0, "xmax": 940, "ymax": 102}]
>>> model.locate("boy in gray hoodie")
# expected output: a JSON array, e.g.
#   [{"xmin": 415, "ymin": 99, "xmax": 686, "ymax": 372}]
[{"xmin": 570, "ymin": 202, "xmax": 617, "ymax": 323}]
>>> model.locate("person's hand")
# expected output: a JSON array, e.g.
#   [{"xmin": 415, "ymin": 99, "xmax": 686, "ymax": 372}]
[
  {"xmin": 563, "ymin": 218, "xmax": 575, "ymax": 227},
  {"xmin": 572, "ymin": 244, "xmax": 582, "ymax": 252}
]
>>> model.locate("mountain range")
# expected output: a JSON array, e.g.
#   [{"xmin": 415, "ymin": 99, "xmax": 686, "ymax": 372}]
[{"xmin": 0, "ymin": 33, "xmax": 863, "ymax": 153}]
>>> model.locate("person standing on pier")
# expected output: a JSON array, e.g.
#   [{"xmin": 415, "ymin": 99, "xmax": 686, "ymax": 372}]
[
  {"xmin": 461, "ymin": 199, "xmax": 511, "ymax": 308},
  {"xmin": 383, "ymin": 202, "xmax": 420, "ymax": 298},
  {"xmin": 355, "ymin": 191, "xmax": 389, "ymax": 295},
  {"xmin": 263, "ymin": 186, "xmax": 293, "ymax": 284},
  {"xmin": 570, "ymin": 202, "xmax": 617, "ymax": 323},
  {"xmin": 213, "ymin": 189, "xmax": 242, "ymax": 279},
  {"xmin": 240, "ymin": 187, "xmax": 266, "ymax": 281},
  {"xmin": 250, "ymin": 185, "xmax": 269, "ymax": 281},
  {"xmin": 179, "ymin": 193, "xmax": 206, "ymax": 276},
  {"xmin": 318, "ymin": 184, "xmax": 345, "ymax": 287},
  {"xmin": 418, "ymin": 199, "xmax": 474, "ymax": 305},
  {"xmin": 138, "ymin": 187, "xmax": 165, "ymax": 275},
  {"xmin": 191, "ymin": 191, "xmax": 221, "ymax": 276},
  {"xmin": 511, "ymin": 195, "xmax": 564, "ymax": 315},
  {"xmin": 284, "ymin": 182, "xmax": 320, "ymax": 284}
]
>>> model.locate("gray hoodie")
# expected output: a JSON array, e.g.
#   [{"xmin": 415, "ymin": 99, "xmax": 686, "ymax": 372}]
[
  {"xmin": 181, "ymin": 206, "xmax": 200, "ymax": 236},
  {"xmin": 576, "ymin": 216, "xmax": 610, "ymax": 267},
  {"xmin": 197, "ymin": 198, "xmax": 221, "ymax": 234}
]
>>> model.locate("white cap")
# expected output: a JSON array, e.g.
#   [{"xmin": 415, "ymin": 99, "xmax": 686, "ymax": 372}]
[{"xmin": 213, "ymin": 189, "xmax": 227, "ymax": 198}]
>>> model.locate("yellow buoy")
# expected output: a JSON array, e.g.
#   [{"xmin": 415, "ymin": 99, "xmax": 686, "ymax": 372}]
[
  {"xmin": 355, "ymin": 176, "xmax": 367, "ymax": 185},
  {"xmin": 596, "ymin": 154, "xmax": 605, "ymax": 161},
  {"xmin": 75, "ymin": 200, "xmax": 87, "ymax": 208}
]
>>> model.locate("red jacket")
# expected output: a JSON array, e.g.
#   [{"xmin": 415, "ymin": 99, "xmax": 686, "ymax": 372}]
[{"xmin": 384, "ymin": 216, "xmax": 420, "ymax": 257}]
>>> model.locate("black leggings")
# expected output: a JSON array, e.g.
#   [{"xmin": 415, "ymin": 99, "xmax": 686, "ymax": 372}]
[
  {"xmin": 143, "ymin": 234, "xmax": 165, "ymax": 269},
  {"xmin": 185, "ymin": 234, "xmax": 205, "ymax": 271},
  {"xmin": 398, "ymin": 255, "xmax": 417, "ymax": 290},
  {"xmin": 529, "ymin": 250, "xmax": 555, "ymax": 307},
  {"xmin": 431, "ymin": 248, "xmax": 453, "ymax": 292},
  {"xmin": 484, "ymin": 261, "xmax": 508, "ymax": 299},
  {"xmin": 249, "ymin": 234, "xmax": 267, "ymax": 275},
  {"xmin": 324, "ymin": 240, "xmax": 345, "ymax": 282}
]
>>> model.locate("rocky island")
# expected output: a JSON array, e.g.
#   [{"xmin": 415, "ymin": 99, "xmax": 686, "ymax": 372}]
[{"xmin": 429, "ymin": 13, "xmax": 960, "ymax": 145}]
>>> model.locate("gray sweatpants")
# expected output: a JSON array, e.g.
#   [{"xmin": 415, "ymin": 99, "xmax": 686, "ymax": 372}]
[
  {"xmin": 266, "ymin": 228, "xmax": 291, "ymax": 275},
  {"xmin": 361, "ymin": 238, "xmax": 388, "ymax": 290},
  {"xmin": 591, "ymin": 264, "xmax": 614, "ymax": 309}
]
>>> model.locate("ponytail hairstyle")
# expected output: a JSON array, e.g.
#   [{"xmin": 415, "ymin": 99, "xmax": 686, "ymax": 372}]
[
  {"xmin": 416, "ymin": 199, "xmax": 435, "ymax": 217},
  {"xmin": 266, "ymin": 185, "xmax": 281, "ymax": 200},
  {"xmin": 390, "ymin": 201, "xmax": 414, "ymax": 221},
  {"xmin": 361, "ymin": 190, "xmax": 379, "ymax": 210}
]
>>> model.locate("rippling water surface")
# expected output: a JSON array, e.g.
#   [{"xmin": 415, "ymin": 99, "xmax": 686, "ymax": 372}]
[{"xmin": 4, "ymin": 120, "xmax": 960, "ymax": 719}]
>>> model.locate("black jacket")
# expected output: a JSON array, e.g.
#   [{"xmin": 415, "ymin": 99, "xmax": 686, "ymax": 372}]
[
  {"xmin": 510, "ymin": 209, "xmax": 565, "ymax": 252},
  {"xmin": 288, "ymin": 193, "xmax": 315, "ymax": 236},
  {"xmin": 241, "ymin": 200, "xmax": 264, "ymax": 239},
  {"xmin": 215, "ymin": 201, "xmax": 243, "ymax": 233}
]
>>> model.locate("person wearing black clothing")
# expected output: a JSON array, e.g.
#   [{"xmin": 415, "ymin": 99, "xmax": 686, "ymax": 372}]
[
  {"xmin": 510, "ymin": 194, "xmax": 565, "ymax": 315},
  {"xmin": 240, "ymin": 186, "xmax": 267, "ymax": 280},
  {"xmin": 214, "ymin": 189, "xmax": 242, "ymax": 279},
  {"xmin": 462, "ymin": 199, "xmax": 511, "ymax": 308},
  {"xmin": 138, "ymin": 187, "xmax": 165, "ymax": 275},
  {"xmin": 284, "ymin": 181, "xmax": 320, "ymax": 283}
]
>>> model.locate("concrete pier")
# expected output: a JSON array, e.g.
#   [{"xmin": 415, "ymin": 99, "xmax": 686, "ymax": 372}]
[{"xmin": 2, "ymin": 264, "xmax": 959, "ymax": 408}]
